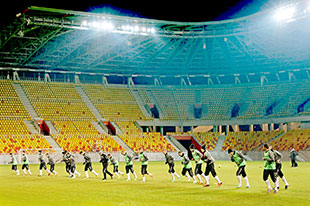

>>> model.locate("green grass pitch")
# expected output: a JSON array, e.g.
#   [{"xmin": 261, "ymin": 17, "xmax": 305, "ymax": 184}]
[{"xmin": 0, "ymin": 161, "xmax": 309, "ymax": 206}]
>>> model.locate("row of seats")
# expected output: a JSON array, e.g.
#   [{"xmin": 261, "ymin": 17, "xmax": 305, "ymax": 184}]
[
  {"xmin": 0, "ymin": 134, "xmax": 51, "ymax": 154},
  {"xmin": 0, "ymin": 120, "xmax": 31, "ymax": 135},
  {"xmin": 21, "ymin": 81, "xmax": 96, "ymax": 121},
  {"xmin": 193, "ymin": 132, "xmax": 219, "ymax": 151},
  {"xmin": 0, "ymin": 80, "xmax": 31, "ymax": 120},
  {"xmin": 222, "ymin": 131, "xmax": 284, "ymax": 152},
  {"xmin": 51, "ymin": 120, "xmax": 100, "ymax": 135},
  {"xmin": 117, "ymin": 121, "xmax": 177, "ymax": 152},
  {"xmin": 83, "ymin": 85, "xmax": 148, "ymax": 121},
  {"xmin": 268, "ymin": 129, "xmax": 310, "ymax": 151},
  {"xmin": 52, "ymin": 134, "xmax": 122, "ymax": 152}
]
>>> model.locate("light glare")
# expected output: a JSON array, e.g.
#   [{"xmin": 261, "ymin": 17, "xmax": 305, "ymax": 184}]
[{"xmin": 274, "ymin": 6, "xmax": 296, "ymax": 22}]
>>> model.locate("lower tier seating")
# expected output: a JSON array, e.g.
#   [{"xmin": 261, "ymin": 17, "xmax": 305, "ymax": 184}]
[
  {"xmin": 0, "ymin": 120, "xmax": 31, "ymax": 135},
  {"xmin": 117, "ymin": 121, "xmax": 177, "ymax": 152},
  {"xmin": 222, "ymin": 131, "xmax": 283, "ymax": 152},
  {"xmin": 267, "ymin": 130, "xmax": 310, "ymax": 151},
  {"xmin": 53, "ymin": 134, "xmax": 122, "ymax": 152},
  {"xmin": 0, "ymin": 134, "xmax": 51, "ymax": 154},
  {"xmin": 193, "ymin": 132, "xmax": 219, "ymax": 151}
]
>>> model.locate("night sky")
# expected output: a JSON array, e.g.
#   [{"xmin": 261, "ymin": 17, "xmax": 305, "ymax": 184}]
[{"xmin": 0, "ymin": 0, "xmax": 265, "ymax": 27}]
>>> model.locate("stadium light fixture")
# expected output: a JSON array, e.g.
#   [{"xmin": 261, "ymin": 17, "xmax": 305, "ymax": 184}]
[
  {"xmin": 81, "ymin": 20, "xmax": 88, "ymax": 26},
  {"xmin": 274, "ymin": 6, "xmax": 296, "ymax": 22},
  {"xmin": 133, "ymin": 25, "xmax": 140, "ymax": 32},
  {"xmin": 90, "ymin": 21, "xmax": 114, "ymax": 30}
]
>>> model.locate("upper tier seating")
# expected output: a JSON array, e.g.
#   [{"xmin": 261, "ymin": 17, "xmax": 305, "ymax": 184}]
[
  {"xmin": 0, "ymin": 80, "xmax": 31, "ymax": 120},
  {"xmin": 83, "ymin": 84, "xmax": 148, "ymax": 121},
  {"xmin": 20, "ymin": 81, "xmax": 96, "ymax": 121}
]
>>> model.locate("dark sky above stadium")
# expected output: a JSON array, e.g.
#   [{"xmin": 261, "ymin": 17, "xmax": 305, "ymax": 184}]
[{"xmin": 1, "ymin": 0, "xmax": 280, "ymax": 27}]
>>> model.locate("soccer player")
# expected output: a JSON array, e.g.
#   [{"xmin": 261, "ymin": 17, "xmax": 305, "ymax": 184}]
[
  {"xmin": 80, "ymin": 151, "xmax": 98, "ymax": 178},
  {"xmin": 67, "ymin": 153, "xmax": 80, "ymax": 179},
  {"xmin": 163, "ymin": 151, "xmax": 180, "ymax": 182},
  {"xmin": 138, "ymin": 147, "xmax": 153, "ymax": 182},
  {"xmin": 99, "ymin": 151, "xmax": 113, "ymax": 180},
  {"xmin": 201, "ymin": 145, "xmax": 222, "ymax": 187},
  {"xmin": 38, "ymin": 150, "xmax": 51, "ymax": 176},
  {"xmin": 271, "ymin": 147, "xmax": 289, "ymax": 190},
  {"xmin": 46, "ymin": 153, "xmax": 57, "ymax": 176},
  {"xmin": 21, "ymin": 150, "xmax": 31, "ymax": 175},
  {"xmin": 262, "ymin": 143, "xmax": 278, "ymax": 193},
  {"xmin": 178, "ymin": 151, "xmax": 197, "ymax": 183},
  {"xmin": 121, "ymin": 150, "xmax": 137, "ymax": 181},
  {"xmin": 61, "ymin": 150, "xmax": 71, "ymax": 176},
  {"xmin": 190, "ymin": 144, "xmax": 208, "ymax": 184},
  {"xmin": 227, "ymin": 148, "xmax": 250, "ymax": 188},
  {"xmin": 107, "ymin": 153, "xmax": 123, "ymax": 178},
  {"xmin": 8, "ymin": 153, "xmax": 19, "ymax": 175}
]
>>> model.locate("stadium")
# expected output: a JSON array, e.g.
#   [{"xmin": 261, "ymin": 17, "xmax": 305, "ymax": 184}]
[{"xmin": 0, "ymin": 0, "xmax": 310, "ymax": 205}]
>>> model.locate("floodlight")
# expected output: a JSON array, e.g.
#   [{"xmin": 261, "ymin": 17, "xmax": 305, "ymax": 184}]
[
  {"xmin": 81, "ymin": 20, "xmax": 88, "ymax": 26},
  {"xmin": 274, "ymin": 6, "xmax": 296, "ymax": 22},
  {"xmin": 90, "ymin": 21, "xmax": 114, "ymax": 30},
  {"xmin": 133, "ymin": 25, "xmax": 139, "ymax": 32},
  {"xmin": 101, "ymin": 21, "xmax": 114, "ymax": 30}
]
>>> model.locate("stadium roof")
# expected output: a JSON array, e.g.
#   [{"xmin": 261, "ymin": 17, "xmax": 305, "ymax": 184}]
[{"xmin": 1, "ymin": 1, "xmax": 310, "ymax": 76}]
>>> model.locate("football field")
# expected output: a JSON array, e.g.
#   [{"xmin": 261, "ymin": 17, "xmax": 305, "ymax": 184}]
[{"xmin": 0, "ymin": 161, "xmax": 309, "ymax": 206}]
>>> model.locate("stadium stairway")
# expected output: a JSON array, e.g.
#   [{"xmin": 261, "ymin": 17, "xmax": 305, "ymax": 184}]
[
  {"xmin": 214, "ymin": 135, "xmax": 226, "ymax": 152},
  {"xmin": 111, "ymin": 135, "xmax": 133, "ymax": 152},
  {"xmin": 131, "ymin": 90, "xmax": 152, "ymax": 119},
  {"xmin": 43, "ymin": 135, "xmax": 62, "ymax": 150},
  {"xmin": 12, "ymin": 83, "xmax": 39, "ymax": 119},
  {"xmin": 110, "ymin": 122, "xmax": 124, "ymax": 135},
  {"xmin": 209, "ymin": 134, "xmax": 231, "ymax": 160},
  {"xmin": 44, "ymin": 121, "xmax": 59, "ymax": 134},
  {"xmin": 145, "ymin": 91, "xmax": 165, "ymax": 118},
  {"xmin": 24, "ymin": 120, "xmax": 40, "ymax": 134},
  {"xmin": 75, "ymin": 85, "xmax": 105, "ymax": 121},
  {"xmin": 164, "ymin": 135, "xmax": 187, "ymax": 152},
  {"xmin": 91, "ymin": 121, "xmax": 108, "ymax": 134}
]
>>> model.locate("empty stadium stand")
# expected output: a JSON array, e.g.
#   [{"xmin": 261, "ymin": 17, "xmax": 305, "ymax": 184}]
[
  {"xmin": 53, "ymin": 134, "xmax": 122, "ymax": 153},
  {"xmin": 117, "ymin": 121, "xmax": 177, "ymax": 152},
  {"xmin": 222, "ymin": 131, "xmax": 284, "ymax": 152},
  {"xmin": 82, "ymin": 85, "xmax": 149, "ymax": 121}
]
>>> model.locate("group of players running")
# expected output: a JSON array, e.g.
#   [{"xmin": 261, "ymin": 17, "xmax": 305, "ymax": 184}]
[{"xmin": 8, "ymin": 143, "xmax": 289, "ymax": 193}]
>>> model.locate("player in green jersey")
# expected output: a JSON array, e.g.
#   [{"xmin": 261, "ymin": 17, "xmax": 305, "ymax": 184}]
[
  {"xmin": 138, "ymin": 147, "xmax": 153, "ymax": 182},
  {"xmin": 121, "ymin": 150, "xmax": 137, "ymax": 181},
  {"xmin": 228, "ymin": 148, "xmax": 250, "ymax": 188},
  {"xmin": 107, "ymin": 153, "xmax": 124, "ymax": 178},
  {"xmin": 8, "ymin": 153, "xmax": 19, "ymax": 175},
  {"xmin": 178, "ymin": 151, "xmax": 197, "ymax": 183},
  {"xmin": 21, "ymin": 150, "xmax": 31, "ymax": 175},
  {"xmin": 262, "ymin": 144, "xmax": 278, "ymax": 193},
  {"xmin": 190, "ymin": 144, "xmax": 208, "ymax": 184}
]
